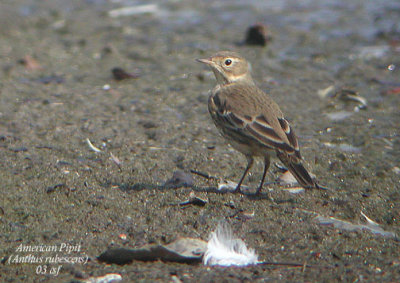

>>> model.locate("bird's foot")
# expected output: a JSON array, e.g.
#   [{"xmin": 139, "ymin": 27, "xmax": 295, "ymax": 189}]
[
  {"xmin": 233, "ymin": 186, "xmax": 242, "ymax": 194},
  {"xmin": 255, "ymin": 187, "xmax": 275, "ymax": 202}
]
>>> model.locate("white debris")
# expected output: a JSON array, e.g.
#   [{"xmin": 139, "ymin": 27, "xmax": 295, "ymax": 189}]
[
  {"xmin": 203, "ymin": 222, "xmax": 258, "ymax": 266},
  {"xmin": 86, "ymin": 138, "xmax": 102, "ymax": 153},
  {"xmin": 217, "ymin": 180, "xmax": 249, "ymax": 192},
  {"xmin": 84, "ymin": 273, "xmax": 122, "ymax": 283},
  {"xmin": 325, "ymin": 111, "xmax": 353, "ymax": 121},
  {"xmin": 317, "ymin": 85, "xmax": 335, "ymax": 99},
  {"xmin": 314, "ymin": 212, "xmax": 396, "ymax": 239},
  {"xmin": 322, "ymin": 142, "xmax": 361, "ymax": 153},
  {"xmin": 352, "ymin": 45, "xmax": 390, "ymax": 59},
  {"xmin": 108, "ymin": 4, "xmax": 159, "ymax": 18},
  {"xmin": 282, "ymin": 187, "xmax": 305, "ymax": 194}
]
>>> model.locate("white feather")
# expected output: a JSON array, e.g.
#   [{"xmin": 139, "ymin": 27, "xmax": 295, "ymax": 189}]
[{"xmin": 203, "ymin": 221, "xmax": 258, "ymax": 266}]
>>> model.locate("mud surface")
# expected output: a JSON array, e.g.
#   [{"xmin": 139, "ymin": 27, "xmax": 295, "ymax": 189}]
[{"xmin": 1, "ymin": 0, "xmax": 399, "ymax": 282}]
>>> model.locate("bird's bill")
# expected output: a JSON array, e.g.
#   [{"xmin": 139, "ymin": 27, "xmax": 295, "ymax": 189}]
[{"xmin": 196, "ymin": 58, "xmax": 213, "ymax": 65}]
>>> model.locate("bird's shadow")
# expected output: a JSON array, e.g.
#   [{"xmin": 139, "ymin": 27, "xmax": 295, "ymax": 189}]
[{"xmin": 117, "ymin": 182, "xmax": 278, "ymax": 201}]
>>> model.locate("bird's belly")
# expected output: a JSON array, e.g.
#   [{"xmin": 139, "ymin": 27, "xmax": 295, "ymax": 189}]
[{"xmin": 218, "ymin": 126, "xmax": 275, "ymax": 157}]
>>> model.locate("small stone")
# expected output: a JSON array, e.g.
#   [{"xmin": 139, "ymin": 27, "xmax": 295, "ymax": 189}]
[
  {"xmin": 112, "ymin": 67, "xmax": 139, "ymax": 81},
  {"xmin": 245, "ymin": 24, "xmax": 271, "ymax": 46}
]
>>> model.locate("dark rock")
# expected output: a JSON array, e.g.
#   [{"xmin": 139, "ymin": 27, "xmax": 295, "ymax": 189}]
[
  {"xmin": 112, "ymin": 67, "xmax": 139, "ymax": 81},
  {"xmin": 245, "ymin": 24, "xmax": 271, "ymax": 46}
]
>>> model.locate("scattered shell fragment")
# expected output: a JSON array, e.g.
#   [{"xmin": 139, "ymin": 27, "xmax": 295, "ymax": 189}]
[
  {"xmin": 171, "ymin": 275, "xmax": 183, "ymax": 283},
  {"xmin": 51, "ymin": 19, "xmax": 66, "ymax": 30},
  {"xmin": 333, "ymin": 89, "xmax": 367, "ymax": 110},
  {"xmin": 86, "ymin": 138, "xmax": 102, "ymax": 153},
  {"xmin": 276, "ymin": 170, "xmax": 306, "ymax": 194},
  {"xmin": 352, "ymin": 45, "xmax": 390, "ymax": 59},
  {"xmin": 325, "ymin": 111, "xmax": 353, "ymax": 121},
  {"xmin": 281, "ymin": 187, "xmax": 305, "ymax": 194},
  {"xmin": 108, "ymin": 4, "xmax": 159, "ymax": 18},
  {"xmin": 276, "ymin": 166, "xmax": 316, "ymax": 193},
  {"xmin": 238, "ymin": 211, "xmax": 255, "ymax": 219},
  {"xmin": 274, "ymin": 163, "xmax": 287, "ymax": 172},
  {"xmin": 84, "ymin": 273, "xmax": 122, "ymax": 283},
  {"xmin": 317, "ymin": 85, "xmax": 335, "ymax": 99},
  {"xmin": 110, "ymin": 152, "xmax": 122, "ymax": 166},
  {"xmin": 319, "ymin": 86, "xmax": 367, "ymax": 112},
  {"xmin": 19, "ymin": 55, "xmax": 42, "ymax": 71},
  {"xmin": 314, "ymin": 212, "xmax": 397, "ymax": 238},
  {"xmin": 118, "ymin": 234, "xmax": 127, "ymax": 241},
  {"xmin": 217, "ymin": 180, "xmax": 249, "ymax": 192},
  {"xmin": 322, "ymin": 142, "xmax": 361, "ymax": 153},
  {"xmin": 180, "ymin": 192, "xmax": 208, "ymax": 207},
  {"xmin": 277, "ymin": 170, "xmax": 297, "ymax": 186},
  {"xmin": 360, "ymin": 211, "xmax": 378, "ymax": 226},
  {"xmin": 387, "ymin": 64, "xmax": 396, "ymax": 71}
]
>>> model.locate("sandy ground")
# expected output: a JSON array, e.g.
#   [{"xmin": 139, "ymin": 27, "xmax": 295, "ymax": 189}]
[{"xmin": 0, "ymin": 0, "xmax": 399, "ymax": 282}]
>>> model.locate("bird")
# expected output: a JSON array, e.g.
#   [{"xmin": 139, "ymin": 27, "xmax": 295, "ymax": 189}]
[{"xmin": 196, "ymin": 51, "xmax": 322, "ymax": 195}]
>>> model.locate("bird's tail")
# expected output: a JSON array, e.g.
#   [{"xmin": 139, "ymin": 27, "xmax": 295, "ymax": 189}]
[{"xmin": 276, "ymin": 151, "xmax": 322, "ymax": 189}]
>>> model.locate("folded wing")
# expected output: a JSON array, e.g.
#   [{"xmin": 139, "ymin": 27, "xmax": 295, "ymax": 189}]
[{"xmin": 209, "ymin": 92, "xmax": 301, "ymax": 158}]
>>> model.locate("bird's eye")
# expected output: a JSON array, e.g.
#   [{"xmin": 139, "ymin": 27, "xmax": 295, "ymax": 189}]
[{"xmin": 224, "ymin": 59, "xmax": 232, "ymax": 66}]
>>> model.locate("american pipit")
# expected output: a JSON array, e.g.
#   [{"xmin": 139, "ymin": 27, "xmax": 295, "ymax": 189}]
[{"xmin": 197, "ymin": 51, "xmax": 322, "ymax": 194}]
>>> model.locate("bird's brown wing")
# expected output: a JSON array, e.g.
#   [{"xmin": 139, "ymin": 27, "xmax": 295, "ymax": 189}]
[
  {"xmin": 209, "ymin": 84, "xmax": 301, "ymax": 158},
  {"xmin": 209, "ymin": 84, "xmax": 321, "ymax": 189}
]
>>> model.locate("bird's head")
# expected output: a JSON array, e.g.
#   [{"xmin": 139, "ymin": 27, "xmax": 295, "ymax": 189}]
[{"xmin": 197, "ymin": 51, "xmax": 254, "ymax": 86}]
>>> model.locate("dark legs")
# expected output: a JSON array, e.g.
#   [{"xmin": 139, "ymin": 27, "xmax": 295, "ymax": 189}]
[
  {"xmin": 255, "ymin": 156, "xmax": 270, "ymax": 195},
  {"xmin": 234, "ymin": 156, "xmax": 254, "ymax": 193},
  {"xmin": 234, "ymin": 155, "xmax": 271, "ymax": 195}
]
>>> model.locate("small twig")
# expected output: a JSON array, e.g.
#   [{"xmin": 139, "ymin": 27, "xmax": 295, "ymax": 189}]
[
  {"xmin": 258, "ymin": 261, "xmax": 330, "ymax": 269},
  {"xmin": 148, "ymin": 146, "xmax": 185, "ymax": 152},
  {"xmin": 35, "ymin": 145, "xmax": 54, "ymax": 150},
  {"xmin": 190, "ymin": 169, "xmax": 218, "ymax": 180}
]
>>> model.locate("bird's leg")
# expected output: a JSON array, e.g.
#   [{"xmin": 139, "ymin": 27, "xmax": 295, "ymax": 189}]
[
  {"xmin": 255, "ymin": 156, "xmax": 271, "ymax": 195},
  {"xmin": 234, "ymin": 156, "xmax": 254, "ymax": 193}
]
